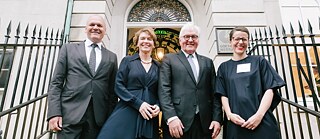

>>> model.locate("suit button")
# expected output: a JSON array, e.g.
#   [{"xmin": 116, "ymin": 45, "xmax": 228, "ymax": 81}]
[{"xmin": 89, "ymin": 91, "xmax": 92, "ymax": 95}]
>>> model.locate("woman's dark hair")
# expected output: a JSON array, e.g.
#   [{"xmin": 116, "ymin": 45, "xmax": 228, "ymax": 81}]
[{"xmin": 229, "ymin": 27, "xmax": 250, "ymax": 41}]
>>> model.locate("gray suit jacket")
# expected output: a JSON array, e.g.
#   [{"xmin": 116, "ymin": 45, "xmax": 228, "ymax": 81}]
[
  {"xmin": 47, "ymin": 42, "xmax": 118, "ymax": 126},
  {"xmin": 158, "ymin": 51, "xmax": 222, "ymax": 133}
]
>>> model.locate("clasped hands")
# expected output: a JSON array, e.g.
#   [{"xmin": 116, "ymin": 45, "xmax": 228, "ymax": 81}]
[
  {"xmin": 139, "ymin": 102, "xmax": 160, "ymax": 120},
  {"xmin": 227, "ymin": 113, "xmax": 263, "ymax": 130}
]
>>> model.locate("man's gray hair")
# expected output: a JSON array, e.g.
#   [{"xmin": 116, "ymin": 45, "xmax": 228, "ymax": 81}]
[{"xmin": 179, "ymin": 23, "xmax": 201, "ymax": 38}]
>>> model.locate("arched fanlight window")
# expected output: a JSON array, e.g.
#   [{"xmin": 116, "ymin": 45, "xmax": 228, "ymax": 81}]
[{"xmin": 128, "ymin": 0, "xmax": 191, "ymax": 22}]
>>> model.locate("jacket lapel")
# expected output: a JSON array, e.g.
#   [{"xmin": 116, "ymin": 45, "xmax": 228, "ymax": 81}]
[
  {"xmin": 177, "ymin": 51, "xmax": 197, "ymax": 84},
  {"xmin": 76, "ymin": 42, "xmax": 92, "ymax": 76},
  {"xmin": 95, "ymin": 46, "xmax": 107, "ymax": 76},
  {"xmin": 196, "ymin": 54, "xmax": 205, "ymax": 83}
]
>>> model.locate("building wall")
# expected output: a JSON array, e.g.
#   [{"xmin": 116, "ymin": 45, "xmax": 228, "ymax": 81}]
[
  {"xmin": 205, "ymin": 0, "xmax": 284, "ymax": 70},
  {"xmin": 279, "ymin": 0, "xmax": 320, "ymax": 34},
  {"xmin": 0, "ymin": 0, "xmax": 67, "ymax": 43},
  {"xmin": 69, "ymin": 0, "xmax": 115, "ymax": 44}
]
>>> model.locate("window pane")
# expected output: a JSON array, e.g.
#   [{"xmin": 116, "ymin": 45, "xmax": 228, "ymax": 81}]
[{"xmin": 0, "ymin": 51, "xmax": 13, "ymax": 88}]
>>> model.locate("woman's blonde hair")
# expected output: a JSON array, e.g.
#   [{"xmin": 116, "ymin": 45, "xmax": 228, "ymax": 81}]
[{"xmin": 133, "ymin": 27, "xmax": 157, "ymax": 46}]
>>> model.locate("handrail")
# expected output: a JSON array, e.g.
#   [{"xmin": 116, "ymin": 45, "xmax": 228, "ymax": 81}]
[
  {"xmin": 282, "ymin": 97, "xmax": 320, "ymax": 117},
  {"xmin": 0, "ymin": 94, "xmax": 47, "ymax": 117}
]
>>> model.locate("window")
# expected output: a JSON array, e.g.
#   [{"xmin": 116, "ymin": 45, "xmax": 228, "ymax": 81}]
[{"xmin": 0, "ymin": 50, "xmax": 13, "ymax": 88}]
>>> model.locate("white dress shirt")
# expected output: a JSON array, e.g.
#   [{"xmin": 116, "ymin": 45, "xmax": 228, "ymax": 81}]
[{"xmin": 85, "ymin": 39, "xmax": 102, "ymax": 72}]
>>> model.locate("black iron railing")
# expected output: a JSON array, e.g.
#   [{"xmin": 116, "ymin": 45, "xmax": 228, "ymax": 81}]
[
  {"xmin": 249, "ymin": 18, "xmax": 320, "ymax": 139},
  {"xmin": 0, "ymin": 21, "xmax": 63, "ymax": 139}
]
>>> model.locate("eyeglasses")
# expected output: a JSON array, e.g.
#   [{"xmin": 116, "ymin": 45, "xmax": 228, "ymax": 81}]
[
  {"xmin": 232, "ymin": 37, "xmax": 248, "ymax": 42},
  {"xmin": 182, "ymin": 35, "xmax": 199, "ymax": 40}
]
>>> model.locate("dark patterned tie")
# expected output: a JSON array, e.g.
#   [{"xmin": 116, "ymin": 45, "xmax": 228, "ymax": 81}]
[{"xmin": 89, "ymin": 44, "xmax": 97, "ymax": 74}]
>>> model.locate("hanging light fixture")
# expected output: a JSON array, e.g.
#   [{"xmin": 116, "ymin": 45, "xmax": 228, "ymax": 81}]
[{"xmin": 153, "ymin": 44, "xmax": 169, "ymax": 61}]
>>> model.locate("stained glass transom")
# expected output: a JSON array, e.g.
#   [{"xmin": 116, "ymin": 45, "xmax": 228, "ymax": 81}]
[{"xmin": 128, "ymin": 0, "xmax": 191, "ymax": 22}]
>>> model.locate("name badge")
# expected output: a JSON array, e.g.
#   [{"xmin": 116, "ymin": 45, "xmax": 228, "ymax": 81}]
[{"xmin": 236, "ymin": 63, "xmax": 251, "ymax": 73}]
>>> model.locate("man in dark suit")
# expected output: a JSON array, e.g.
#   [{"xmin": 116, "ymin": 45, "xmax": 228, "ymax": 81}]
[
  {"xmin": 158, "ymin": 23, "xmax": 223, "ymax": 139},
  {"xmin": 47, "ymin": 15, "xmax": 118, "ymax": 139}
]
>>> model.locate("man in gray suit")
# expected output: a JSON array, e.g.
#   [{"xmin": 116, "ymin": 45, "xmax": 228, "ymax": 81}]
[
  {"xmin": 47, "ymin": 15, "xmax": 118, "ymax": 139},
  {"xmin": 158, "ymin": 23, "xmax": 223, "ymax": 139}
]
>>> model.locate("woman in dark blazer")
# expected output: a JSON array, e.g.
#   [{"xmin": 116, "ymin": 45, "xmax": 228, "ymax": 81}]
[{"xmin": 97, "ymin": 27, "xmax": 160, "ymax": 139}]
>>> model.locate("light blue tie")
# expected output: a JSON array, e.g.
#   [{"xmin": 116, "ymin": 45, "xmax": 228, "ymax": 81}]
[
  {"xmin": 188, "ymin": 54, "xmax": 199, "ymax": 113},
  {"xmin": 187, "ymin": 54, "xmax": 198, "ymax": 82}
]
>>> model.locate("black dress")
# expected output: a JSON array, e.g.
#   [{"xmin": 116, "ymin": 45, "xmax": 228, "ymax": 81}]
[
  {"xmin": 215, "ymin": 55, "xmax": 285, "ymax": 139},
  {"xmin": 97, "ymin": 54, "xmax": 159, "ymax": 139}
]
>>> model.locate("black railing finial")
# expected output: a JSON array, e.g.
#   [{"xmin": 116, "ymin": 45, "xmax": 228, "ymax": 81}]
[
  {"xmin": 6, "ymin": 21, "xmax": 12, "ymax": 36},
  {"xmin": 307, "ymin": 19, "xmax": 313, "ymax": 34},
  {"xmin": 38, "ymin": 26, "xmax": 42, "ymax": 39},
  {"xmin": 16, "ymin": 22, "xmax": 21, "ymax": 36},
  {"xmin": 298, "ymin": 21, "xmax": 303, "ymax": 35},
  {"xmin": 254, "ymin": 29, "xmax": 258, "ymax": 40},
  {"xmin": 275, "ymin": 25, "xmax": 280, "ymax": 38},
  {"xmin": 60, "ymin": 29, "xmax": 64, "ymax": 44},
  {"xmin": 289, "ymin": 22, "xmax": 294, "ymax": 36},
  {"xmin": 32, "ymin": 25, "xmax": 37, "ymax": 38},
  {"xmin": 264, "ymin": 27, "xmax": 268, "ymax": 39},
  {"xmin": 56, "ymin": 29, "xmax": 60, "ymax": 40},
  {"xmin": 45, "ymin": 27, "xmax": 49, "ymax": 39},
  {"xmin": 259, "ymin": 28, "xmax": 262, "ymax": 39},
  {"xmin": 50, "ymin": 29, "xmax": 54, "ymax": 39},
  {"xmin": 281, "ymin": 25, "xmax": 287, "ymax": 37},
  {"xmin": 24, "ymin": 24, "xmax": 29, "ymax": 37},
  {"xmin": 268, "ymin": 27, "xmax": 273, "ymax": 38}
]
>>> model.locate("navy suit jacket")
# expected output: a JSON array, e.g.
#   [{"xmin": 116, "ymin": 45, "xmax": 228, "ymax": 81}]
[{"xmin": 47, "ymin": 42, "xmax": 118, "ymax": 126}]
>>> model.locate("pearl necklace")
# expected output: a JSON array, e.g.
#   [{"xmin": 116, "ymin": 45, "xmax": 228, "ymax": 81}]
[{"xmin": 141, "ymin": 59, "xmax": 152, "ymax": 64}]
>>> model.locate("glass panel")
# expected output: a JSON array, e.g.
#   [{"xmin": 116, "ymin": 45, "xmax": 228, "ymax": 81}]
[{"xmin": 128, "ymin": 0, "xmax": 191, "ymax": 22}]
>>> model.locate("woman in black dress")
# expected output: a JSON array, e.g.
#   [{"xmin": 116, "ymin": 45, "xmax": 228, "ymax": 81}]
[
  {"xmin": 215, "ymin": 27, "xmax": 285, "ymax": 139},
  {"xmin": 97, "ymin": 27, "xmax": 160, "ymax": 139}
]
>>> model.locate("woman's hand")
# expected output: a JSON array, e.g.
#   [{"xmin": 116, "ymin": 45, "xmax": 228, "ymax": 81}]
[
  {"xmin": 150, "ymin": 105, "xmax": 160, "ymax": 117},
  {"xmin": 228, "ymin": 113, "xmax": 245, "ymax": 126},
  {"xmin": 139, "ymin": 102, "xmax": 153, "ymax": 120},
  {"xmin": 242, "ymin": 113, "xmax": 263, "ymax": 130}
]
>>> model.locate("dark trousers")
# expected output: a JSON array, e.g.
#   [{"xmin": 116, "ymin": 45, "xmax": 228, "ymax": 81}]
[
  {"xmin": 162, "ymin": 114, "xmax": 211, "ymax": 139},
  {"xmin": 57, "ymin": 99, "xmax": 101, "ymax": 139}
]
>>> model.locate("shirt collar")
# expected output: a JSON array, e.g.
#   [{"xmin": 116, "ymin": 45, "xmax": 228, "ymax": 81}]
[
  {"xmin": 181, "ymin": 50, "xmax": 196, "ymax": 58},
  {"xmin": 85, "ymin": 38, "xmax": 102, "ymax": 49}
]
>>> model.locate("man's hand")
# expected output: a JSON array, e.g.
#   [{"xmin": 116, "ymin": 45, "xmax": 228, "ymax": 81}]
[
  {"xmin": 209, "ymin": 121, "xmax": 221, "ymax": 139},
  {"xmin": 168, "ymin": 118, "xmax": 184, "ymax": 138},
  {"xmin": 49, "ymin": 116, "xmax": 62, "ymax": 131}
]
